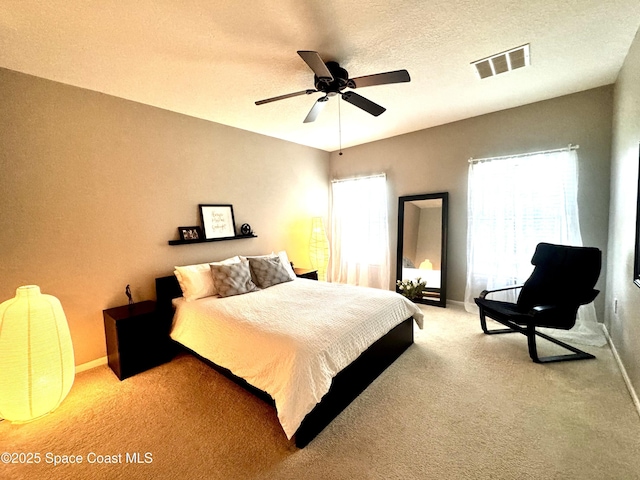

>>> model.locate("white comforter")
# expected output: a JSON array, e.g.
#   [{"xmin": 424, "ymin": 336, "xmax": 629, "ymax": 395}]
[{"xmin": 170, "ymin": 278, "xmax": 423, "ymax": 439}]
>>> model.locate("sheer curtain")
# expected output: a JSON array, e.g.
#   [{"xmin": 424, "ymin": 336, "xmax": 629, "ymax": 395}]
[
  {"xmin": 464, "ymin": 149, "xmax": 605, "ymax": 346},
  {"xmin": 330, "ymin": 174, "xmax": 390, "ymax": 289}
]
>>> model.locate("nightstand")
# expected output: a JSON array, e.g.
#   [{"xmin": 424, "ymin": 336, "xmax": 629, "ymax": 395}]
[
  {"xmin": 294, "ymin": 267, "xmax": 319, "ymax": 280},
  {"xmin": 103, "ymin": 300, "xmax": 173, "ymax": 380}
]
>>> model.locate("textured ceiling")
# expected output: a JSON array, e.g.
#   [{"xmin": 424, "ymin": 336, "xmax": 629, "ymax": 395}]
[{"xmin": 1, "ymin": 1, "xmax": 639, "ymax": 152}]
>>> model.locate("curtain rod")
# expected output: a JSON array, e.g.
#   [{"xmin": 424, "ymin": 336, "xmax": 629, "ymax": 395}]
[
  {"xmin": 468, "ymin": 144, "xmax": 579, "ymax": 164},
  {"xmin": 331, "ymin": 173, "xmax": 386, "ymax": 184}
]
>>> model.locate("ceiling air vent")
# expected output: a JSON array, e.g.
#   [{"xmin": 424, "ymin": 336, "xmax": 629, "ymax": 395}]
[{"xmin": 471, "ymin": 44, "xmax": 530, "ymax": 79}]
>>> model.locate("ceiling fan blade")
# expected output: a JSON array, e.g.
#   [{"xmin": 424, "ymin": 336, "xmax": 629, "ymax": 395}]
[
  {"xmin": 255, "ymin": 89, "xmax": 317, "ymax": 105},
  {"xmin": 303, "ymin": 96, "xmax": 329, "ymax": 123},
  {"xmin": 341, "ymin": 91, "xmax": 386, "ymax": 116},
  {"xmin": 297, "ymin": 51, "xmax": 334, "ymax": 82},
  {"xmin": 348, "ymin": 69, "xmax": 411, "ymax": 89}
]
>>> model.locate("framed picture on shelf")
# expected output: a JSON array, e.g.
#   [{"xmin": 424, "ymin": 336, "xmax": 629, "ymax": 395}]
[
  {"xmin": 178, "ymin": 226, "xmax": 203, "ymax": 242},
  {"xmin": 199, "ymin": 204, "xmax": 236, "ymax": 239}
]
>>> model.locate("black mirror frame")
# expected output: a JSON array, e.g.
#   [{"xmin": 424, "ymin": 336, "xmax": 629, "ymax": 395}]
[
  {"xmin": 397, "ymin": 192, "xmax": 448, "ymax": 308},
  {"xmin": 634, "ymin": 144, "xmax": 640, "ymax": 288}
]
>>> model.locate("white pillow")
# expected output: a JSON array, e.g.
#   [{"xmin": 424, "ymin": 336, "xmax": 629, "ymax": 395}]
[
  {"xmin": 240, "ymin": 252, "xmax": 276, "ymax": 260},
  {"xmin": 174, "ymin": 256, "xmax": 240, "ymax": 301},
  {"xmin": 276, "ymin": 250, "xmax": 297, "ymax": 280}
]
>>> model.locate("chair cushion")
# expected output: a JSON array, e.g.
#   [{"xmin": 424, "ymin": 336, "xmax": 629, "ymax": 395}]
[
  {"xmin": 475, "ymin": 298, "xmax": 531, "ymax": 323},
  {"xmin": 517, "ymin": 243, "xmax": 601, "ymax": 311},
  {"xmin": 476, "ymin": 298, "xmax": 577, "ymax": 329}
]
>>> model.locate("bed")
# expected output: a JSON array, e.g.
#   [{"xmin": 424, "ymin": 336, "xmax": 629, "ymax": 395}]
[{"xmin": 156, "ymin": 271, "xmax": 423, "ymax": 448}]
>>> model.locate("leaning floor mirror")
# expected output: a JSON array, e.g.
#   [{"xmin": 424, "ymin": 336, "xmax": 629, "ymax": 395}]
[{"xmin": 396, "ymin": 192, "xmax": 448, "ymax": 307}]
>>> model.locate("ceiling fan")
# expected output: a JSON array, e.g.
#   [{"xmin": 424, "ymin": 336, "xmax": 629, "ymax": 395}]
[{"xmin": 255, "ymin": 51, "xmax": 411, "ymax": 123}]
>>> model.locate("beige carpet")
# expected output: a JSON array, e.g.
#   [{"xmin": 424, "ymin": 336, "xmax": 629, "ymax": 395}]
[{"xmin": 2, "ymin": 303, "xmax": 639, "ymax": 480}]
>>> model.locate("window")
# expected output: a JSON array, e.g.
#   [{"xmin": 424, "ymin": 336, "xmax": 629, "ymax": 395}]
[
  {"xmin": 330, "ymin": 174, "xmax": 390, "ymax": 289},
  {"xmin": 466, "ymin": 149, "xmax": 581, "ymax": 297},
  {"xmin": 464, "ymin": 147, "xmax": 605, "ymax": 346}
]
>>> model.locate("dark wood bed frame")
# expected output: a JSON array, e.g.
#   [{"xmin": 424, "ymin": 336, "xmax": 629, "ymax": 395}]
[{"xmin": 155, "ymin": 275, "xmax": 415, "ymax": 448}]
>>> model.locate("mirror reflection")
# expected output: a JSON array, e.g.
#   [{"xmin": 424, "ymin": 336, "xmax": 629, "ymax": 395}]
[{"xmin": 397, "ymin": 193, "xmax": 448, "ymax": 307}]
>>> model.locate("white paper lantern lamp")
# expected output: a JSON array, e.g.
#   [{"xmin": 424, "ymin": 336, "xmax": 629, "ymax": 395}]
[
  {"xmin": 310, "ymin": 217, "xmax": 330, "ymax": 281},
  {"xmin": 0, "ymin": 285, "xmax": 75, "ymax": 422}
]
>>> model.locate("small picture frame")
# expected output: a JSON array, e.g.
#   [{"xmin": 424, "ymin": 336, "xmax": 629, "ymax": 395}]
[
  {"xmin": 199, "ymin": 204, "xmax": 236, "ymax": 239},
  {"xmin": 178, "ymin": 226, "xmax": 203, "ymax": 241}
]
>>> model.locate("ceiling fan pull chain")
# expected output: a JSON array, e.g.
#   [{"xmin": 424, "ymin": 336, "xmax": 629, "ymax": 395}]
[{"xmin": 338, "ymin": 98, "xmax": 343, "ymax": 156}]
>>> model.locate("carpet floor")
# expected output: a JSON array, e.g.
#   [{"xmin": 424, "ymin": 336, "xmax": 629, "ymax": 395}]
[{"xmin": 2, "ymin": 303, "xmax": 639, "ymax": 480}]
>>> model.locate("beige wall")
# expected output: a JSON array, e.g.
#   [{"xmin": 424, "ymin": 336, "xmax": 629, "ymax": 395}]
[
  {"xmin": 607, "ymin": 27, "xmax": 640, "ymax": 398},
  {"xmin": 0, "ymin": 68, "xmax": 329, "ymax": 365},
  {"xmin": 330, "ymin": 86, "xmax": 613, "ymax": 321}
]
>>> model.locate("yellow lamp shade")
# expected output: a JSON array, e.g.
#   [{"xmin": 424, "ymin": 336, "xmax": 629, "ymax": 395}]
[
  {"xmin": 0, "ymin": 285, "xmax": 75, "ymax": 422},
  {"xmin": 419, "ymin": 259, "xmax": 433, "ymax": 270}
]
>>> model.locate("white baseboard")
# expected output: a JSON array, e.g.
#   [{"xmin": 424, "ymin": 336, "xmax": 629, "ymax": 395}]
[
  {"xmin": 76, "ymin": 356, "xmax": 108, "ymax": 374},
  {"xmin": 602, "ymin": 324, "xmax": 640, "ymax": 419}
]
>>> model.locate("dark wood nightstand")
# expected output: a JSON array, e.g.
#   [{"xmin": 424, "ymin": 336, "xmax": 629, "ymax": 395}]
[
  {"xmin": 103, "ymin": 300, "xmax": 173, "ymax": 380},
  {"xmin": 294, "ymin": 267, "xmax": 319, "ymax": 280}
]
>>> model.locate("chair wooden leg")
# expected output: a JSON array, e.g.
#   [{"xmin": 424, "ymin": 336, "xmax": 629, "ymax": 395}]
[
  {"xmin": 479, "ymin": 308, "xmax": 517, "ymax": 335},
  {"xmin": 526, "ymin": 324, "xmax": 596, "ymax": 363}
]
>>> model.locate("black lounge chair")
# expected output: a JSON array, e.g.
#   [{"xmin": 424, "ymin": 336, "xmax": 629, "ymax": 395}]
[{"xmin": 475, "ymin": 242, "xmax": 601, "ymax": 363}]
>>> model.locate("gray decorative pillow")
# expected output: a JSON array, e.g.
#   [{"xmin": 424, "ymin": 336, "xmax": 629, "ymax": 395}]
[
  {"xmin": 210, "ymin": 259, "xmax": 258, "ymax": 297},
  {"xmin": 248, "ymin": 256, "xmax": 293, "ymax": 289}
]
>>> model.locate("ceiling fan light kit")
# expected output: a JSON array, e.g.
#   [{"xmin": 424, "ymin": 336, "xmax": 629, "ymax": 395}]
[{"xmin": 255, "ymin": 50, "xmax": 411, "ymax": 123}]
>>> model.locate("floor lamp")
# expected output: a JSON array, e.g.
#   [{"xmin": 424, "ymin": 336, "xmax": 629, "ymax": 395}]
[
  {"xmin": 310, "ymin": 217, "xmax": 330, "ymax": 281},
  {"xmin": 0, "ymin": 285, "xmax": 75, "ymax": 422}
]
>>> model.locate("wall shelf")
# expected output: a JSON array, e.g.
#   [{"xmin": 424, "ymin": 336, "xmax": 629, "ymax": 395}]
[{"xmin": 168, "ymin": 234, "xmax": 257, "ymax": 246}]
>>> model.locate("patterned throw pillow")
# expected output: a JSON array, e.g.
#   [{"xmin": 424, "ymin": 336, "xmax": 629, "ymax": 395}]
[
  {"xmin": 248, "ymin": 256, "xmax": 293, "ymax": 289},
  {"xmin": 209, "ymin": 259, "xmax": 258, "ymax": 298}
]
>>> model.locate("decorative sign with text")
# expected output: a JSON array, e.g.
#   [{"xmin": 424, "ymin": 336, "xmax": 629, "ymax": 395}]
[{"xmin": 199, "ymin": 204, "xmax": 236, "ymax": 239}]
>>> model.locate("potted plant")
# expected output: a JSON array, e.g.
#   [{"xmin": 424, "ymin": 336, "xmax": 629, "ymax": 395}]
[{"xmin": 396, "ymin": 277, "xmax": 427, "ymax": 301}]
